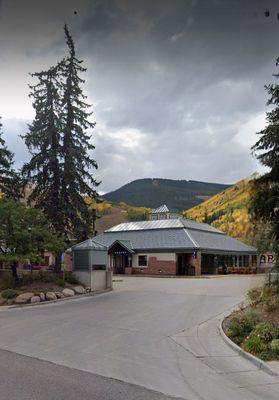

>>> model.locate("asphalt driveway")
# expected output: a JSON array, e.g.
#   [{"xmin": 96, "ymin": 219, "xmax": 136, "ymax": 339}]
[{"xmin": 0, "ymin": 275, "xmax": 278, "ymax": 400}]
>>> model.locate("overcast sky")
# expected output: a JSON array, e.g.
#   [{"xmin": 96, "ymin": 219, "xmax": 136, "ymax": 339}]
[{"xmin": 0, "ymin": 0, "xmax": 278, "ymax": 193}]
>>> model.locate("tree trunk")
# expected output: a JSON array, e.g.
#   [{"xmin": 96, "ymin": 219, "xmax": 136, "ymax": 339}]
[
  {"xmin": 11, "ymin": 261, "xmax": 18, "ymax": 281},
  {"xmin": 55, "ymin": 251, "xmax": 62, "ymax": 273}
]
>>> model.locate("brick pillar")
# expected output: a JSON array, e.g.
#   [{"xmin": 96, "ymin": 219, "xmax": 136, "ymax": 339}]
[{"xmin": 192, "ymin": 251, "xmax": 202, "ymax": 276}]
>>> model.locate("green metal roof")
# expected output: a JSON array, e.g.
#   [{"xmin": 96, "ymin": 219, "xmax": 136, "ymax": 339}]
[
  {"xmin": 96, "ymin": 218, "xmax": 257, "ymax": 255},
  {"xmin": 109, "ymin": 240, "xmax": 134, "ymax": 253}
]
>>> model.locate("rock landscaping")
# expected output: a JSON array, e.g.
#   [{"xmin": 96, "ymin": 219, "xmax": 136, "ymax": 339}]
[
  {"xmin": 15, "ymin": 292, "xmax": 34, "ymax": 304},
  {"xmin": 62, "ymin": 288, "xmax": 75, "ymax": 297},
  {"xmin": 73, "ymin": 285, "xmax": 86, "ymax": 295},
  {"xmin": 0, "ymin": 271, "xmax": 90, "ymax": 307},
  {"xmin": 46, "ymin": 292, "xmax": 57, "ymax": 301},
  {"xmin": 223, "ymin": 283, "xmax": 279, "ymax": 361}
]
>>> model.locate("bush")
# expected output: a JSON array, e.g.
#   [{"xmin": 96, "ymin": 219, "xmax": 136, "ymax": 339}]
[
  {"xmin": 1, "ymin": 288, "xmax": 17, "ymax": 299},
  {"xmin": 263, "ymin": 296, "xmax": 279, "ymax": 312},
  {"xmin": 245, "ymin": 308, "xmax": 261, "ymax": 327},
  {"xmin": 55, "ymin": 278, "xmax": 65, "ymax": 287},
  {"xmin": 260, "ymin": 285, "xmax": 274, "ymax": 303},
  {"xmin": 247, "ymin": 288, "xmax": 261, "ymax": 306},
  {"xmin": 65, "ymin": 272, "xmax": 79, "ymax": 285},
  {"xmin": 252, "ymin": 322, "xmax": 276, "ymax": 343},
  {"xmin": 259, "ymin": 350, "xmax": 272, "ymax": 361},
  {"xmin": 0, "ymin": 275, "xmax": 15, "ymax": 290},
  {"xmin": 243, "ymin": 336, "xmax": 268, "ymax": 354},
  {"xmin": 226, "ymin": 310, "xmax": 258, "ymax": 343},
  {"xmin": 35, "ymin": 270, "xmax": 56, "ymax": 283},
  {"xmin": 270, "ymin": 339, "xmax": 279, "ymax": 356}
]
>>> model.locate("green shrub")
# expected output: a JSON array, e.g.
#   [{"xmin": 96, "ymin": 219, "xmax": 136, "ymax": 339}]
[
  {"xmin": 252, "ymin": 322, "xmax": 276, "ymax": 343},
  {"xmin": 245, "ymin": 308, "xmax": 261, "ymax": 327},
  {"xmin": 263, "ymin": 296, "xmax": 279, "ymax": 312},
  {"xmin": 243, "ymin": 336, "xmax": 268, "ymax": 354},
  {"xmin": 65, "ymin": 273, "xmax": 79, "ymax": 285},
  {"xmin": 0, "ymin": 275, "xmax": 15, "ymax": 290},
  {"xmin": 226, "ymin": 311, "xmax": 258, "ymax": 343},
  {"xmin": 247, "ymin": 288, "xmax": 261, "ymax": 306},
  {"xmin": 270, "ymin": 339, "xmax": 279, "ymax": 356},
  {"xmin": 1, "ymin": 288, "xmax": 17, "ymax": 299},
  {"xmin": 55, "ymin": 278, "xmax": 65, "ymax": 287},
  {"xmin": 259, "ymin": 350, "xmax": 272, "ymax": 361},
  {"xmin": 35, "ymin": 271, "xmax": 56, "ymax": 283},
  {"xmin": 260, "ymin": 285, "xmax": 274, "ymax": 303}
]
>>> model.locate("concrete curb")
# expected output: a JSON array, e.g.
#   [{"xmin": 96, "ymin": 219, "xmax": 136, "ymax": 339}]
[
  {"xmin": 0, "ymin": 288, "xmax": 113, "ymax": 311},
  {"xmin": 219, "ymin": 310, "xmax": 279, "ymax": 377},
  {"xmin": 113, "ymin": 274, "xmax": 264, "ymax": 279}
]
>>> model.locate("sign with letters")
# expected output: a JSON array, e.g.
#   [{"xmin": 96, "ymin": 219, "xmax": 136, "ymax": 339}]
[{"xmin": 259, "ymin": 253, "xmax": 275, "ymax": 267}]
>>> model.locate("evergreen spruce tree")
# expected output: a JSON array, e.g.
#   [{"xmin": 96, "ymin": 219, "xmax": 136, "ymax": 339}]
[
  {"xmin": 60, "ymin": 25, "xmax": 99, "ymax": 241},
  {"xmin": 251, "ymin": 57, "xmax": 279, "ymax": 276},
  {"xmin": 0, "ymin": 116, "xmax": 20, "ymax": 199},
  {"xmin": 23, "ymin": 25, "xmax": 99, "ymax": 248},
  {"xmin": 22, "ymin": 66, "xmax": 64, "ymax": 236}
]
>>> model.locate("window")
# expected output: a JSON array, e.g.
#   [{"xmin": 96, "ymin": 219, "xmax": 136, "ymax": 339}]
[
  {"xmin": 92, "ymin": 264, "xmax": 106, "ymax": 270},
  {"xmin": 74, "ymin": 251, "xmax": 89, "ymax": 270},
  {"xmin": 138, "ymin": 255, "xmax": 147, "ymax": 267},
  {"xmin": 243, "ymin": 255, "xmax": 249, "ymax": 267}
]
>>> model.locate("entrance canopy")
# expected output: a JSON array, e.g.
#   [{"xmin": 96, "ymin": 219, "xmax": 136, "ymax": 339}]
[
  {"xmin": 108, "ymin": 240, "xmax": 134, "ymax": 274},
  {"xmin": 108, "ymin": 240, "xmax": 134, "ymax": 255}
]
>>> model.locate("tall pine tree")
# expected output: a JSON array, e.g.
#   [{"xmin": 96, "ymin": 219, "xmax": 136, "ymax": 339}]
[
  {"xmin": 23, "ymin": 25, "xmax": 99, "ymax": 247},
  {"xmin": 0, "ymin": 117, "xmax": 20, "ymax": 199},
  {"xmin": 22, "ymin": 66, "xmax": 63, "ymax": 235},
  {"xmin": 251, "ymin": 57, "xmax": 279, "ymax": 276},
  {"xmin": 60, "ymin": 25, "xmax": 99, "ymax": 241}
]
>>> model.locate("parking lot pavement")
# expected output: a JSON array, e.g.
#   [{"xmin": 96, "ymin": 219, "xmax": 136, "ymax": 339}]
[{"xmin": 1, "ymin": 275, "xmax": 278, "ymax": 400}]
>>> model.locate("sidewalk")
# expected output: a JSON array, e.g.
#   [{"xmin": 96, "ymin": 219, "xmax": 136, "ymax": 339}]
[{"xmin": 170, "ymin": 311, "xmax": 279, "ymax": 399}]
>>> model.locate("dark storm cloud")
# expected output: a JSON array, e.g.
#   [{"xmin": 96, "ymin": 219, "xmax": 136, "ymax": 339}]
[{"xmin": 1, "ymin": 0, "xmax": 278, "ymax": 192}]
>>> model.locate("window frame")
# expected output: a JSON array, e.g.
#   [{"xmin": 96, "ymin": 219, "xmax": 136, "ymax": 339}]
[{"xmin": 138, "ymin": 255, "xmax": 148, "ymax": 267}]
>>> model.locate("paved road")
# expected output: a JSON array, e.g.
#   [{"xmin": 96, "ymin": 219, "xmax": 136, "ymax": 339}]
[
  {"xmin": 0, "ymin": 349, "xmax": 183, "ymax": 400},
  {"xmin": 0, "ymin": 275, "xmax": 279, "ymax": 400}
]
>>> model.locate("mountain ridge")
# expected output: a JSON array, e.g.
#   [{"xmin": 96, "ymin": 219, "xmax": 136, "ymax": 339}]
[{"xmin": 103, "ymin": 178, "xmax": 231, "ymax": 211}]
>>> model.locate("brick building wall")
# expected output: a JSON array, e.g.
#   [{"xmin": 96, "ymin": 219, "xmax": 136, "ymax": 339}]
[{"xmin": 132, "ymin": 255, "xmax": 177, "ymax": 275}]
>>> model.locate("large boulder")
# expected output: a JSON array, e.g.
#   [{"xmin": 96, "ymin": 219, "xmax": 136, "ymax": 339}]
[
  {"xmin": 55, "ymin": 291, "xmax": 64, "ymax": 299},
  {"xmin": 39, "ymin": 292, "xmax": 46, "ymax": 301},
  {"xmin": 73, "ymin": 286, "xmax": 86, "ymax": 295},
  {"xmin": 30, "ymin": 296, "xmax": 40, "ymax": 304},
  {"xmin": 45, "ymin": 292, "xmax": 57, "ymax": 301},
  {"xmin": 15, "ymin": 292, "xmax": 34, "ymax": 304},
  {"xmin": 62, "ymin": 288, "xmax": 75, "ymax": 297}
]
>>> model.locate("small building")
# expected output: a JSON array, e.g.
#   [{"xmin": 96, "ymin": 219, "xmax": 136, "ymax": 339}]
[
  {"xmin": 148, "ymin": 204, "xmax": 181, "ymax": 220},
  {"xmin": 94, "ymin": 217, "xmax": 257, "ymax": 276},
  {"xmin": 71, "ymin": 239, "xmax": 112, "ymax": 291}
]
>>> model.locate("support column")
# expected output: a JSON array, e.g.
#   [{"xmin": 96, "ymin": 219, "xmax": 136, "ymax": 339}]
[
  {"xmin": 248, "ymin": 254, "xmax": 252, "ymax": 268},
  {"xmin": 236, "ymin": 255, "xmax": 239, "ymax": 267},
  {"xmin": 192, "ymin": 251, "xmax": 202, "ymax": 276}
]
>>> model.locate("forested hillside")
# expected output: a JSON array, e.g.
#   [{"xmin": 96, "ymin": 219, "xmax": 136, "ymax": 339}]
[
  {"xmin": 103, "ymin": 178, "xmax": 230, "ymax": 211},
  {"xmin": 185, "ymin": 177, "xmax": 262, "ymax": 245}
]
